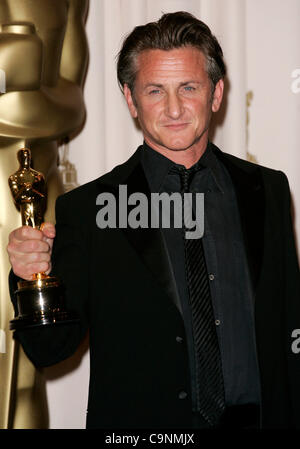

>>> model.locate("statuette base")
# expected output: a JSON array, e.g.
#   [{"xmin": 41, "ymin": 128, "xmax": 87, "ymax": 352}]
[{"xmin": 10, "ymin": 276, "xmax": 78, "ymax": 330}]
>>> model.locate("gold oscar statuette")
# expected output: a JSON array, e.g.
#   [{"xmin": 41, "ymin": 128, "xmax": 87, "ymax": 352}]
[{"xmin": 8, "ymin": 148, "xmax": 78, "ymax": 330}]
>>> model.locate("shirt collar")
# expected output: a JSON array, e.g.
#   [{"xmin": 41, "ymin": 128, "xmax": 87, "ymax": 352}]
[
  {"xmin": 141, "ymin": 141, "xmax": 224, "ymax": 193},
  {"xmin": 141, "ymin": 141, "xmax": 175, "ymax": 192},
  {"xmin": 198, "ymin": 144, "xmax": 224, "ymax": 193}
]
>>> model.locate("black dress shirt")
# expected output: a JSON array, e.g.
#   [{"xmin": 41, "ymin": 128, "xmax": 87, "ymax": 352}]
[{"xmin": 141, "ymin": 141, "xmax": 261, "ymax": 413}]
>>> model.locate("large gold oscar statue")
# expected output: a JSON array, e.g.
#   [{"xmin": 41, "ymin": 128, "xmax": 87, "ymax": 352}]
[{"xmin": 0, "ymin": 0, "xmax": 89, "ymax": 428}]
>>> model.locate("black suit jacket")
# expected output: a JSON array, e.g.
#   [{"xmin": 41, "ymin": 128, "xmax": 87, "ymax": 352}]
[{"xmin": 12, "ymin": 144, "xmax": 300, "ymax": 429}]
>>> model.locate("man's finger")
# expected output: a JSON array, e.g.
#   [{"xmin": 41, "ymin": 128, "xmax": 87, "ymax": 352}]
[
  {"xmin": 40, "ymin": 222, "xmax": 55, "ymax": 239},
  {"xmin": 10, "ymin": 239, "xmax": 51, "ymax": 255},
  {"xmin": 9, "ymin": 226, "xmax": 43, "ymax": 243},
  {"xmin": 14, "ymin": 261, "xmax": 52, "ymax": 281}
]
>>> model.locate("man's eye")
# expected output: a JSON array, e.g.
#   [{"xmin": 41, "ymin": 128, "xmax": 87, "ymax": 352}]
[
  {"xmin": 183, "ymin": 86, "xmax": 195, "ymax": 92},
  {"xmin": 149, "ymin": 89, "xmax": 161, "ymax": 95}
]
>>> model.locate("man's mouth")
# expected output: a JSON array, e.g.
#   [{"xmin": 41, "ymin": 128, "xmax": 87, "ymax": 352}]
[{"xmin": 162, "ymin": 122, "xmax": 190, "ymax": 130}]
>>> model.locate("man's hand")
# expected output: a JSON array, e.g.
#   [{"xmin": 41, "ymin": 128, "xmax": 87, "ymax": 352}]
[{"xmin": 7, "ymin": 223, "xmax": 55, "ymax": 281}]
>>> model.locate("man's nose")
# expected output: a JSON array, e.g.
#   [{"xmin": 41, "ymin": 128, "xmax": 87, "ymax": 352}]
[{"xmin": 165, "ymin": 92, "xmax": 183, "ymax": 119}]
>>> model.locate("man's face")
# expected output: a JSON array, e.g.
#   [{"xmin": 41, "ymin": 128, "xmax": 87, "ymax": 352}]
[{"xmin": 124, "ymin": 46, "xmax": 223, "ymax": 159}]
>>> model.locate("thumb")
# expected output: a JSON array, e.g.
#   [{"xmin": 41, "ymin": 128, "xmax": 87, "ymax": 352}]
[
  {"xmin": 40, "ymin": 222, "xmax": 56, "ymax": 239},
  {"xmin": 41, "ymin": 222, "xmax": 55, "ymax": 249}
]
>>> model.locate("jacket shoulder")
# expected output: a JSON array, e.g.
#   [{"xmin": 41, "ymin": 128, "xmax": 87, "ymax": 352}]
[
  {"xmin": 217, "ymin": 149, "xmax": 280, "ymax": 175},
  {"xmin": 212, "ymin": 144, "xmax": 287, "ymax": 184}
]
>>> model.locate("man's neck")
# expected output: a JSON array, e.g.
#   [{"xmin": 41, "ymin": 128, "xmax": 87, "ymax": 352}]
[{"xmin": 143, "ymin": 136, "xmax": 209, "ymax": 169}]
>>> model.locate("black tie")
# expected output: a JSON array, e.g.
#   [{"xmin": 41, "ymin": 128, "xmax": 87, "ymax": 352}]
[{"xmin": 170, "ymin": 163, "xmax": 225, "ymax": 426}]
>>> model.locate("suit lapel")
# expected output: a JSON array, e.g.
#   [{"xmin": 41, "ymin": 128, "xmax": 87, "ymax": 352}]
[
  {"xmin": 98, "ymin": 143, "xmax": 265, "ymax": 310},
  {"xmin": 98, "ymin": 148, "xmax": 182, "ymax": 314},
  {"xmin": 213, "ymin": 146, "xmax": 265, "ymax": 294}
]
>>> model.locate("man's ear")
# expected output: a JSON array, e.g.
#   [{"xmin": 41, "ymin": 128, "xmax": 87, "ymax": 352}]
[
  {"xmin": 124, "ymin": 84, "xmax": 138, "ymax": 118},
  {"xmin": 211, "ymin": 79, "xmax": 224, "ymax": 113}
]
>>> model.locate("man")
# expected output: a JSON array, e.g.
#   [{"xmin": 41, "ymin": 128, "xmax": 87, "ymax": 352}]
[{"xmin": 7, "ymin": 12, "xmax": 300, "ymax": 429}]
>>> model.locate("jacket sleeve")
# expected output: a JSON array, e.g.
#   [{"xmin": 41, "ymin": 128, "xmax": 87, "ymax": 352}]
[{"xmin": 11, "ymin": 193, "xmax": 89, "ymax": 368}]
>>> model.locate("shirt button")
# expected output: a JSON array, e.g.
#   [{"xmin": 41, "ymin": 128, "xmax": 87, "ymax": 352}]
[
  {"xmin": 215, "ymin": 319, "xmax": 221, "ymax": 326},
  {"xmin": 209, "ymin": 274, "xmax": 215, "ymax": 281},
  {"xmin": 176, "ymin": 336, "xmax": 183, "ymax": 343},
  {"xmin": 178, "ymin": 391, "xmax": 188, "ymax": 400}
]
